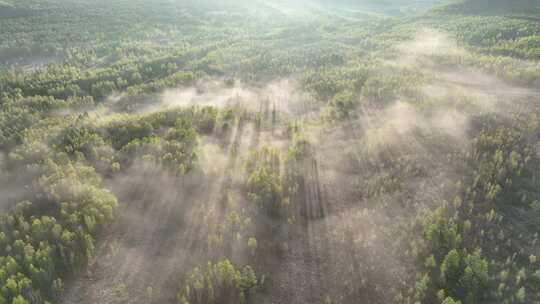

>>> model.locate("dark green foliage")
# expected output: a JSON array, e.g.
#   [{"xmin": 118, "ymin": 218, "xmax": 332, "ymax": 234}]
[
  {"xmin": 0, "ymin": 160, "xmax": 117, "ymax": 303},
  {"xmin": 246, "ymin": 147, "xmax": 283, "ymax": 217}
]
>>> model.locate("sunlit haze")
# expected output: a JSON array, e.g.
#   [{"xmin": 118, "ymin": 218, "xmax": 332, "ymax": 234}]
[{"xmin": 0, "ymin": 0, "xmax": 540, "ymax": 303}]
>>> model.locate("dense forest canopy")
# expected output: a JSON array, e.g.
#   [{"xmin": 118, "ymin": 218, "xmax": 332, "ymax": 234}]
[{"xmin": 0, "ymin": 0, "xmax": 540, "ymax": 304}]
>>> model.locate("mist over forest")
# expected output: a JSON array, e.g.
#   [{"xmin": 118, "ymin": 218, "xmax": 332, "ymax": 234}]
[{"xmin": 1, "ymin": 0, "xmax": 540, "ymax": 304}]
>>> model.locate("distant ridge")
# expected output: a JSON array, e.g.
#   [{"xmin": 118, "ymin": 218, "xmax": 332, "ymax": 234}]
[{"xmin": 434, "ymin": 0, "xmax": 540, "ymax": 15}]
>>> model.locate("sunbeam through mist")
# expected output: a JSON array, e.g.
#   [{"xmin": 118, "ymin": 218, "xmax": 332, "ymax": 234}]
[{"xmin": 1, "ymin": 0, "xmax": 540, "ymax": 304}]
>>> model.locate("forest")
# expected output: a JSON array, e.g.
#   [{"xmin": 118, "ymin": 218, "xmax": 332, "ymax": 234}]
[{"xmin": 0, "ymin": 0, "xmax": 540, "ymax": 303}]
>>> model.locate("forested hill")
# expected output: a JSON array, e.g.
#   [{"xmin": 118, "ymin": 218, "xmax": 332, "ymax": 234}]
[
  {"xmin": 0, "ymin": 1, "xmax": 540, "ymax": 304},
  {"xmin": 435, "ymin": 0, "xmax": 540, "ymax": 15},
  {"xmin": 420, "ymin": 0, "xmax": 540, "ymax": 60}
]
